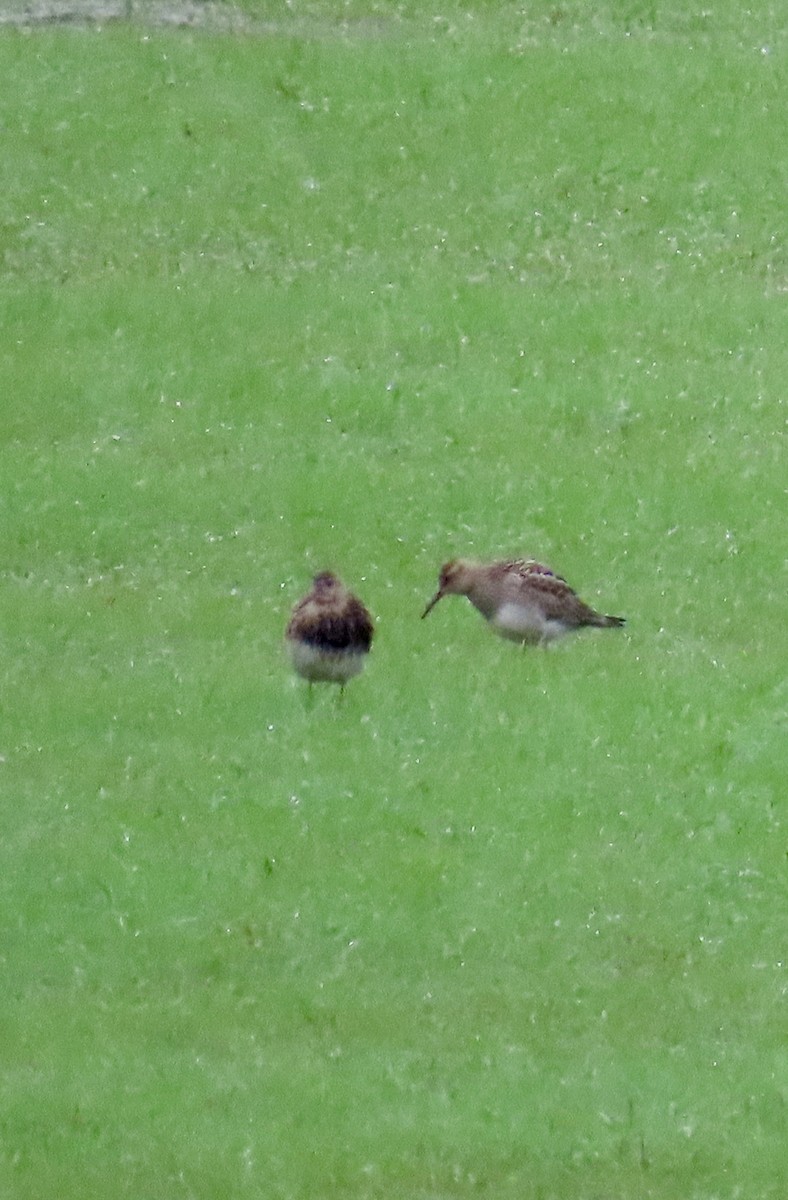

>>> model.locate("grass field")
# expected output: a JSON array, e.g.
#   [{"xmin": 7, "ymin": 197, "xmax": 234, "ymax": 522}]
[{"xmin": 1, "ymin": 2, "xmax": 786, "ymax": 1197}]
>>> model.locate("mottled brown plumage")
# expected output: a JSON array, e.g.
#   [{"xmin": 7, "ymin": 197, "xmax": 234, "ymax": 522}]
[
  {"xmin": 422, "ymin": 558, "xmax": 625, "ymax": 645},
  {"xmin": 286, "ymin": 572, "xmax": 373, "ymax": 686}
]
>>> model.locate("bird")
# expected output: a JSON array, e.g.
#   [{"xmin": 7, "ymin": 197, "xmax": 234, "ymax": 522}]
[
  {"xmin": 422, "ymin": 558, "xmax": 625, "ymax": 645},
  {"xmin": 286, "ymin": 571, "xmax": 374, "ymax": 688}
]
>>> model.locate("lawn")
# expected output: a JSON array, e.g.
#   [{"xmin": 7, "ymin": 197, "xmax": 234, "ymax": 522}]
[{"xmin": 0, "ymin": 2, "xmax": 785, "ymax": 1197}]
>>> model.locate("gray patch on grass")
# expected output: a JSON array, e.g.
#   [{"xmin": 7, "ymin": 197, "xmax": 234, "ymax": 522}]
[
  {"xmin": 0, "ymin": 0, "xmax": 399, "ymax": 37},
  {"xmin": 0, "ymin": 0, "xmax": 260, "ymax": 29}
]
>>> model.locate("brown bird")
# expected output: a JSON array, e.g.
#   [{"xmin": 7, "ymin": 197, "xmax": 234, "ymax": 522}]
[
  {"xmin": 286, "ymin": 572, "xmax": 374, "ymax": 687},
  {"xmin": 422, "ymin": 558, "xmax": 625, "ymax": 645}
]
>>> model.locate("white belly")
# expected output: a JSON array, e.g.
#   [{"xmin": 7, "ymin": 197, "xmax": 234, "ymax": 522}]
[
  {"xmin": 289, "ymin": 641, "xmax": 367, "ymax": 683},
  {"xmin": 491, "ymin": 602, "xmax": 566, "ymax": 645}
]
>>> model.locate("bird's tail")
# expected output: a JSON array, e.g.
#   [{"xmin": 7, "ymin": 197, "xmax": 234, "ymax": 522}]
[{"xmin": 596, "ymin": 613, "xmax": 626, "ymax": 629}]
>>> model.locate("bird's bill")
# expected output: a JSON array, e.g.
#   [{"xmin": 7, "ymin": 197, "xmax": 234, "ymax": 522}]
[{"xmin": 421, "ymin": 590, "xmax": 443, "ymax": 619}]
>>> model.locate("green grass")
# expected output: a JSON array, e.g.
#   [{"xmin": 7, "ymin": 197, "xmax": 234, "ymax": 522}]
[{"xmin": 1, "ymin": 4, "xmax": 786, "ymax": 1197}]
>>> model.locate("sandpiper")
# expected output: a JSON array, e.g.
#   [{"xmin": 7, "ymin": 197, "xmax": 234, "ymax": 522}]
[
  {"xmin": 286, "ymin": 572, "xmax": 374, "ymax": 687},
  {"xmin": 422, "ymin": 558, "xmax": 625, "ymax": 645}
]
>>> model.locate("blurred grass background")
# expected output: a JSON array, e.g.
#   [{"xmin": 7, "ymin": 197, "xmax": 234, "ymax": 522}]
[{"xmin": 1, "ymin": 3, "xmax": 786, "ymax": 1197}]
